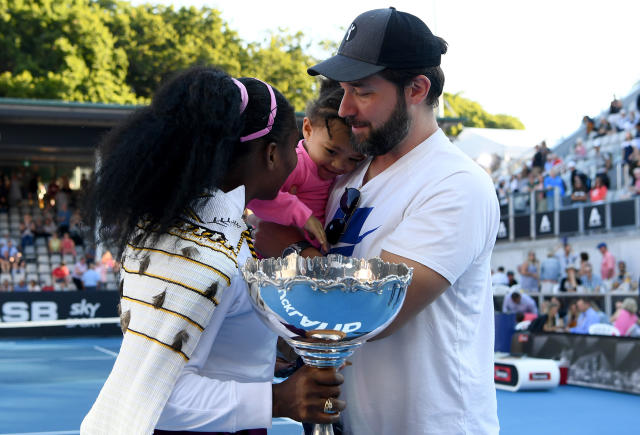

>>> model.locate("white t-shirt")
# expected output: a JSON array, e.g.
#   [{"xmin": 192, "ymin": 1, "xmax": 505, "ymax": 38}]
[
  {"xmin": 156, "ymin": 245, "xmax": 277, "ymax": 432},
  {"xmin": 326, "ymin": 129, "xmax": 500, "ymax": 435}
]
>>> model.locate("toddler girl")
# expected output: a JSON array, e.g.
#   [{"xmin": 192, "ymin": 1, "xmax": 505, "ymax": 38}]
[{"xmin": 248, "ymin": 80, "xmax": 365, "ymax": 252}]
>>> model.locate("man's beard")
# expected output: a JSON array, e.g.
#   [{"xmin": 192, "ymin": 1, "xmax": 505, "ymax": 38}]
[{"xmin": 347, "ymin": 95, "xmax": 411, "ymax": 157}]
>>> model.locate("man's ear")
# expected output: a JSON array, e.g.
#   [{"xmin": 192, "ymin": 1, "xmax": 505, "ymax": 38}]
[
  {"xmin": 302, "ymin": 117, "xmax": 313, "ymax": 141},
  {"xmin": 406, "ymin": 75, "xmax": 431, "ymax": 105}
]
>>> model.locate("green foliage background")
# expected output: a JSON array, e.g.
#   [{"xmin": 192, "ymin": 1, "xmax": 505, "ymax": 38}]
[{"xmin": 0, "ymin": 0, "xmax": 523, "ymax": 128}]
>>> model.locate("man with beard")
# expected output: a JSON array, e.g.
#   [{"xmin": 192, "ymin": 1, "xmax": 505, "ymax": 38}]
[{"xmin": 256, "ymin": 7, "xmax": 500, "ymax": 435}]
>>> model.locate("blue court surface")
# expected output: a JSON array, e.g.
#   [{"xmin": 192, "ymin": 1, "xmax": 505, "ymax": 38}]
[{"xmin": 1, "ymin": 337, "xmax": 638, "ymax": 434}]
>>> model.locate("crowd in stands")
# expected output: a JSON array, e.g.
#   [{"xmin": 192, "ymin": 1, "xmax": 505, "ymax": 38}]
[
  {"xmin": 0, "ymin": 170, "xmax": 119, "ymax": 292},
  {"xmin": 493, "ymin": 240, "xmax": 640, "ymax": 337},
  {"xmin": 495, "ymin": 97, "xmax": 640, "ymax": 212}
]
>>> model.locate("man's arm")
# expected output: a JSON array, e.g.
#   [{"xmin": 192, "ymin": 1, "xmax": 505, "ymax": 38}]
[{"xmin": 372, "ymin": 250, "xmax": 450, "ymax": 340}]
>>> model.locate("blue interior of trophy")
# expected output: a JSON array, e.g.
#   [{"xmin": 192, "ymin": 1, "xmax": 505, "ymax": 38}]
[
  {"xmin": 242, "ymin": 254, "xmax": 412, "ymax": 345},
  {"xmin": 259, "ymin": 280, "xmax": 403, "ymax": 341}
]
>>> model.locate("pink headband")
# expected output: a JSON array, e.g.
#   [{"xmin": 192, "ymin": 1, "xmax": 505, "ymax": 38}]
[{"xmin": 232, "ymin": 77, "xmax": 277, "ymax": 143}]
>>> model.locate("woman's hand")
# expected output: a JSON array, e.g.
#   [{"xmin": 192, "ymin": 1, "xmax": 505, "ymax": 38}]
[{"xmin": 272, "ymin": 365, "xmax": 346, "ymax": 424}]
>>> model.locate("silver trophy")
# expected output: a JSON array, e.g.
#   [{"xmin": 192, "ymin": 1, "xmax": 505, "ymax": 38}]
[{"xmin": 242, "ymin": 254, "xmax": 412, "ymax": 435}]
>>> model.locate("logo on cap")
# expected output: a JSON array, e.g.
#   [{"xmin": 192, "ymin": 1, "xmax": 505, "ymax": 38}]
[{"xmin": 345, "ymin": 23, "xmax": 357, "ymax": 42}]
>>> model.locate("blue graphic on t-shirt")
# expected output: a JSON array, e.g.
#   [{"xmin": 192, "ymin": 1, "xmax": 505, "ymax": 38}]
[{"xmin": 328, "ymin": 207, "xmax": 379, "ymax": 256}]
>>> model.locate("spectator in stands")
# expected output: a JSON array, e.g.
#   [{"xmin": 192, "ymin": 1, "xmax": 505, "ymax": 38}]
[
  {"xmin": 579, "ymin": 263, "xmax": 603, "ymax": 293},
  {"xmin": 56, "ymin": 176, "xmax": 72, "ymax": 210},
  {"xmin": 578, "ymin": 252, "xmax": 592, "ymax": 277},
  {"xmin": 593, "ymin": 142, "xmax": 611, "ymax": 188},
  {"xmin": 82, "ymin": 263, "xmax": 100, "ymax": 291},
  {"xmin": 56, "ymin": 203, "xmax": 72, "ymax": 235},
  {"xmin": 502, "ymin": 290, "xmax": 538, "ymax": 315},
  {"xmin": 565, "ymin": 302, "xmax": 578, "ymax": 328},
  {"xmin": 540, "ymin": 249, "xmax": 561, "ymax": 292},
  {"xmin": 52, "ymin": 262, "xmax": 71, "ymax": 285},
  {"xmin": 11, "ymin": 259, "xmax": 26, "ymax": 283},
  {"xmin": 42, "ymin": 216, "xmax": 57, "ymax": 236},
  {"xmin": 557, "ymin": 242, "xmax": 578, "ymax": 280},
  {"xmin": 531, "ymin": 144, "xmax": 545, "ymax": 175},
  {"xmin": 632, "ymin": 167, "xmax": 640, "ymax": 195},
  {"xmin": 519, "ymin": 251, "xmax": 539, "ymax": 292},
  {"xmin": 8, "ymin": 173, "xmax": 23, "ymax": 206},
  {"xmin": 589, "ymin": 174, "xmax": 608, "ymax": 202},
  {"xmin": 506, "ymin": 271, "xmax": 518, "ymax": 287},
  {"xmin": 611, "ymin": 298, "xmax": 639, "ymax": 336},
  {"xmin": 560, "ymin": 265, "xmax": 581, "ymax": 292},
  {"xmin": 20, "ymin": 221, "xmax": 35, "ymax": 250},
  {"xmin": 0, "ymin": 279, "xmax": 10, "ymax": 292},
  {"xmin": 72, "ymin": 257, "xmax": 87, "ymax": 291},
  {"xmin": 591, "ymin": 300, "xmax": 609, "ymax": 324},
  {"xmin": 45, "ymin": 178, "xmax": 59, "ymax": 206},
  {"xmin": 612, "ymin": 261, "xmax": 633, "ymax": 291},
  {"xmin": 574, "ymin": 139, "xmax": 587, "ymax": 160},
  {"xmin": 27, "ymin": 279, "xmax": 40, "ymax": 292},
  {"xmin": 495, "ymin": 177, "xmax": 508, "ymax": 206},
  {"xmin": 529, "ymin": 300, "xmax": 564, "ymax": 333},
  {"xmin": 543, "ymin": 167, "xmax": 565, "ymax": 210},
  {"xmin": 621, "ymin": 111, "xmax": 637, "ymax": 131},
  {"xmin": 1, "ymin": 239, "xmax": 18, "ymax": 260},
  {"xmin": 492, "ymin": 266, "xmax": 509, "ymax": 286},
  {"xmin": 582, "ymin": 115, "xmax": 596, "ymax": 137},
  {"xmin": 567, "ymin": 161, "xmax": 589, "ymax": 191},
  {"xmin": 69, "ymin": 211, "xmax": 84, "ymax": 246},
  {"xmin": 609, "ymin": 98, "xmax": 623, "ymax": 115},
  {"xmin": 570, "ymin": 174, "xmax": 589, "ymax": 203},
  {"xmin": 594, "ymin": 117, "xmax": 613, "ymax": 138},
  {"xmin": 60, "ymin": 232, "xmax": 76, "ymax": 257},
  {"xmin": 570, "ymin": 298, "xmax": 600, "ymax": 334},
  {"xmin": 13, "ymin": 278, "xmax": 28, "ymax": 292},
  {"xmin": 48, "ymin": 232, "xmax": 62, "ymax": 253},
  {"xmin": 597, "ymin": 242, "xmax": 616, "ymax": 280}
]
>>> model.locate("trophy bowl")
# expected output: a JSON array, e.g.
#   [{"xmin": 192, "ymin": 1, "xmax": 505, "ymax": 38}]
[{"xmin": 241, "ymin": 254, "xmax": 412, "ymax": 434}]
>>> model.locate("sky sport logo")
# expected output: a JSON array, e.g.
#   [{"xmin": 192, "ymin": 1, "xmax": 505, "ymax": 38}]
[{"xmin": 68, "ymin": 298, "xmax": 101, "ymax": 328}]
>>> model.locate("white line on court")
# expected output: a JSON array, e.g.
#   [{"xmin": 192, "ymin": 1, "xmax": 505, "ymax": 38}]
[
  {"xmin": 0, "ymin": 431, "xmax": 79, "ymax": 435},
  {"xmin": 0, "ymin": 421, "xmax": 300, "ymax": 435},
  {"xmin": 0, "ymin": 356, "xmax": 114, "ymax": 364},
  {"xmin": 273, "ymin": 418, "xmax": 303, "ymax": 426},
  {"xmin": 93, "ymin": 345, "xmax": 118, "ymax": 357}
]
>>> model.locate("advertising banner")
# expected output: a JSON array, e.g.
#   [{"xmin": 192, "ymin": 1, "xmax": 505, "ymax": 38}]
[{"xmin": 0, "ymin": 291, "xmax": 121, "ymax": 337}]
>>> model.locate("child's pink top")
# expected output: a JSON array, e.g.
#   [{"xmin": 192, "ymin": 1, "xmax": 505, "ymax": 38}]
[
  {"xmin": 614, "ymin": 309, "xmax": 638, "ymax": 336},
  {"xmin": 249, "ymin": 140, "xmax": 333, "ymax": 228}
]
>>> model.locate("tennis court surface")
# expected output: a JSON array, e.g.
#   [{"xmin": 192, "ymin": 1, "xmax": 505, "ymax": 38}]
[{"xmin": 1, "ymin": 336, "xmax": 638, "ymax": 434}]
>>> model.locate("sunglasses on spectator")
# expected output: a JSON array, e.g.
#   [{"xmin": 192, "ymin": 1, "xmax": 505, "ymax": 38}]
[{"xmin": 325, "ymin": 187, "xmax": 361, "ymax": 245}]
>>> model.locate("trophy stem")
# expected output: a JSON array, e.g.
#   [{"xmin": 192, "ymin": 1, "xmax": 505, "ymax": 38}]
[{"xmin": 312, "ymin": 423, "xmax": 334, "ymax": 435}]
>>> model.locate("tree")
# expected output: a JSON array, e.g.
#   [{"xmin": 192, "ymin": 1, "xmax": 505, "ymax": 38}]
[
  {"xmin": 0, "ymin": 0, "xmax": 138, "ymax": 103},
  {"xmin": 244, "ymin": 30, "xmax": 317, "ymax": 112},
  {"xmin": 443, "ymin": 92, "xmax": 524, "ymax": 136}
]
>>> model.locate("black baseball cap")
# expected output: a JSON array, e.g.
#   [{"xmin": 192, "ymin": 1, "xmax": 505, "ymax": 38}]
[{"xmin": 308, "ymin": 7, "xmax": 443, "ymax": 82}]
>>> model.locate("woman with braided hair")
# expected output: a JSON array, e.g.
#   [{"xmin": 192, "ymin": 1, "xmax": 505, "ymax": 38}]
[{"xmin": 81, "ymin": 66, "xmax": 345, "ymax": 435}]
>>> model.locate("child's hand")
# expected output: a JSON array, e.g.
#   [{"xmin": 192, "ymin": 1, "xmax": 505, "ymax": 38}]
[{"xmin": 304, "ymin": 216, "xmax": 329, "ymax": 253}]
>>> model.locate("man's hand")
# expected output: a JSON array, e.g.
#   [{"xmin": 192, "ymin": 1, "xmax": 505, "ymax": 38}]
[{"xmin": 272, "ymin": 365, "xmax": 346, "ymax": 424}]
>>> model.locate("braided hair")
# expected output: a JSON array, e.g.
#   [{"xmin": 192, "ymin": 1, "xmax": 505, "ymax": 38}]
[{"xmin": 84, "ymin": 66, "xmax": 295, "ymax": 255}]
